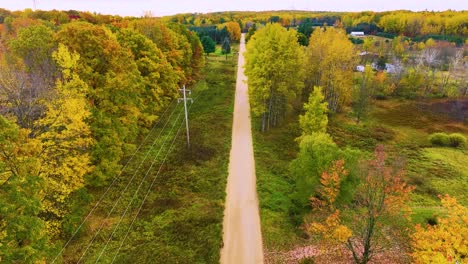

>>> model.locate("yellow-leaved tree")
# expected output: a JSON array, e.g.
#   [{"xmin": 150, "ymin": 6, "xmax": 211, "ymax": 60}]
[
  {"xmin": 244, "ymin": 23, "xmax": 304, "ymax": 131},
  {"xmin": 411, "ymin": 195, "xmax": 467, "ymax": 264},
  {"xmin": 305, "ymin": 27, "xmax": 356, "ymax": 112},
  {"xmin": 36, "ymin": 44, "xmax": 94, "ymax": 236},
  {"xmin": 224, "ymin": 21, "xmax": 241, "ymax": 41}
]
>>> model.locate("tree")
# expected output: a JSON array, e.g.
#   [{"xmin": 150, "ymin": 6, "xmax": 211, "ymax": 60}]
[
  {"xmin": 131, "ymin": 19, "xmax": 187, "ymax": 85},
  {"xmin": 0, "ymin": 116, "xmax": 51, "ymax": 263},
  {"xmin": 305, "ymin": 27, "xmax": 356, "ymax": 112},
  {"xmin": 201, "ymin": 35, "xmax": 216, "ymax": 55},
  {"xmin": 221, "ymin": 36, "xmax": 231, "ymax": 59},
  {"xmin": 117, "ymin": 28, "xmax": 179, "ymax": 127},
  {"xmin": 245, "ymin": 23, "xmax": 257, "ymax": 43},
  {"xmin": 291, "ymin": 133, "xmax": 342, "ymax": 213},
  {"xmin": 306, "ymin": 160, "xmax": 352, "ymax": 245},
  {"xmin": 299, "ymin": 86, "xmax": 328, "ymax": 137},
  {"xmin": 8, "ymin": 24, "xmax": 57, "ymax": 76},
  {"xmin": 224, "ymin": 21, "xmax": 241, "ymax": 41},
  {"xmin": 352, "ymin": 65, "xmax": 374, "ymax": 123},
  {"xmin": 56, "ymin": 22, "xmax": 145, "ymax": 185},
  {"xmin": 0, "ymin": 59, "xmax": 53, "ymax": 130},
  {"xmin": 345, "ymin": 145, "xmax": 414, "ymax": 264},
  {"xmin": 411, "ymin": 195, "xmax": 467, "ymax": 264},
  {"xmin": 36, "ymin": 44, "xmax": 94, "ymax": 237},
  {"xmin": 167, "ymin": 23, "xmax": 205, "ymax": 85},
  {"xmin": 244, "ymin": 23, "xmax": 304, "ymax": 131}
]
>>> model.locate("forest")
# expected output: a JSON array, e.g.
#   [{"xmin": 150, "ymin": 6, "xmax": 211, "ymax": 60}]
[{"xmin": 0, "ymin": 7, "xmax": 467, "ymax": 263}]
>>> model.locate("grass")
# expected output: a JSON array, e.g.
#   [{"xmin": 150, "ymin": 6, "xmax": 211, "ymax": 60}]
[
  {"xmin": 253, "ymin": 96, "xmax": 467, "ymax": 259},
  {"xmin": 62, "ymin": 54, "xmax": 237, "ymax": 263},
  {"xmin": 329, "ymin": 98, "xmax": 468, "ymax": 225},
  {"xmin": 252, "ymin": 115, "xmax": 304, "ymax": 251}
]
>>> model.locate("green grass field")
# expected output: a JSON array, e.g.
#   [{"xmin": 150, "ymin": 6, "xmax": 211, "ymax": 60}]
[{"xmin": 253, "ymin": 97, "xmax": 468, "ymax": 253}]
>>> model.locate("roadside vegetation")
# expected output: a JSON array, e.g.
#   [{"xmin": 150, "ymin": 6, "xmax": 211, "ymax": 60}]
[{"xmin": 245, "ymin": 16, "xmax": 467, "ymax": 264}]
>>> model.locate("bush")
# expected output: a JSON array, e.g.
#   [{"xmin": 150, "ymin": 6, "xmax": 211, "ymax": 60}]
[
  {"xmin": 428, "ymin": 132, "xmax": 450, "ymax": 146},
  {"xmin": 448, "ymin": 133, "xmax": 467, "ymax": 148},
  {"xmin": 429, "ymin": 132, "xmax": 467, "ymax": 148}
]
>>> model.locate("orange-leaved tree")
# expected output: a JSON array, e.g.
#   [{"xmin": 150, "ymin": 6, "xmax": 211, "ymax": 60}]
[
  {"xmin": 411, "ymin": 194, "xmax": 467, "ymax": 264},
  {"xmin": 345, "ymin": 145, "xmax": 414, "ymax": 264},
  {"xmin": 306, "ymin": 159, "xmax": 353, "ymax": 244}
]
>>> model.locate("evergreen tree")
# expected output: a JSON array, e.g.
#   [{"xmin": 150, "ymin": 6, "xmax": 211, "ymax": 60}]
[
  {"xmin": 201, "ymin": 36, "xmax": 216, "ymax": 55},
  {"xmin": 221, "ymin": 37, "xmax": 231, "ymax": 59}
]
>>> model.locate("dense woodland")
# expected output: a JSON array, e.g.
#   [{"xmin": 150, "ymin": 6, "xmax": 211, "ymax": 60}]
[{"xmin": 0, "ymin": 7, "xmax": 467, "ymax": 263}]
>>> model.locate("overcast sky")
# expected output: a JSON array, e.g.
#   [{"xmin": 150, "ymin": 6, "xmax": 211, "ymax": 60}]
[{"xmin": 1, "ymin": 0, "xmax": 467, "ymax": 17}]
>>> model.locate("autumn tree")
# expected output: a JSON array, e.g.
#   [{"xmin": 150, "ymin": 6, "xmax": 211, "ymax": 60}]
[
  {"xmin": 305, "ymin": 27, "xmax": 356, "ymax": 112},
  {"xmin": 305, "ymin": 160, "xmax": 352, "ymax": 245},
  {"xmin": 224, "ymin": 21, "xmax": 241, "ymax": 41},
  {"xmin": 130, "ymin": 19, "xmax": 188, "ymax": 84},
  {"xmin": 56, "ymin": 22, "xmax": 145, "ymax": 185},
  {"xmin": 36, "ymin": 44, "xmax": 94, "ymax": 236},
  {"xmin": 245, "ymin": 23, "xmax": 304, "ymax": 131},
  {"xmin": 411, "ymin": 195, "xmax": 467, "ymax": 264},
  {"xmin": 167, "ymin": 22, "xmax": 205, "ymax": 85},
  {"xmin": 117, "ymin": 28, "xmax": 179, "ymax": 127},
  {"xmin": 345, "ymin": 145, "xmax": 414, "ymax": 264}
]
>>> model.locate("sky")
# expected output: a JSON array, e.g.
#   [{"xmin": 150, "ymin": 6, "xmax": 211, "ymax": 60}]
[{"xmin": 1, "ymin": 0, "xmax": 467, "ymax": 17}]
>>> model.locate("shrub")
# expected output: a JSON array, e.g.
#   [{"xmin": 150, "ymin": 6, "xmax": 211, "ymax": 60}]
[
  {"xmin": 428, "ymin": 132, "xmax": 450, "ymax": 146},
  {"xmin": 448, "ymin": 133, "xmax": 467, "ymax": 148}
]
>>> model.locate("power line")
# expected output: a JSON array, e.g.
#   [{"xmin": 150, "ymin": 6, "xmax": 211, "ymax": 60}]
[
  {"xmin": 94, "ymin": 108, "xmax": 185, "ymax": 263},
  {"xmin": 109, "ymin": 93, "xmax": 201, "ymax": 262},
  {"xmin": 51, "ymin": 100, "xmax": 177, "ymax": 263},
  {"xmin": 178, "ymin": 85, "xmax": 193, "ymax": 148},
  {"xmin": 76, "ymin": 105, "xmax": 184, "ymax": 263}
]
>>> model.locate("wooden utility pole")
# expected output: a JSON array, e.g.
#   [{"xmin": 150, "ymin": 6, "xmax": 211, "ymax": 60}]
[{"xmin": 178, "ymin": 85, "xmax": 193, "ymax": 147}]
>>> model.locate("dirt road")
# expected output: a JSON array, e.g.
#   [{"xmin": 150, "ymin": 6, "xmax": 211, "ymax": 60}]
[{"xmin": 220, "ymin": 34, "xmax": 264, "ymax": 264}]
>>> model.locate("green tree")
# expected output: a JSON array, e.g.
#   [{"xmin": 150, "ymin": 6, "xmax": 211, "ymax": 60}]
[
  {"xmin": 299, "ymin": 86, "xmax": 328, "ymax": 137},
  {"xmin": 290, "ymin": 133, "xmax": 342, "ymax": 213},
  {"xmin": 0, "ymin": 116, "xmax": 50, "ymax": 263},
  {"xmin": 8, "ymin": 24, "xmax": 57, "ymax": 75},
  {"xmin": 201, "ymin": 35, "xmax": 216, "ymax": 55},
  {"xmin": 117, "ymin": 28, "xmax": 179, "ymax": 127},
  {"xmin": 352, "ymin": 65, "xmax": 374, "ymax": 123},
  {"xmin": 305, "ymin": 27, "xmax": 356, "ymax": 112},
  {"xmin": 221, "ymin": 36, "xmax": 231, "ymax": 59},
  {"xmin": 244, "ymin": 23, "xmax": 304, "ymax": 131}
]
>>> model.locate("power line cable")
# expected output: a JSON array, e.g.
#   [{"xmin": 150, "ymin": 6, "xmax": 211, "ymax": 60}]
[
  {"xmin": 76, "ymin": 104, "xmax": 184, "ymax": 263},
  {"xmin": 109, "ymin": 93, "xmax": 201, "ymax": 262},
  {"xmin": 94, "ymin": 109, "xmax": 185, "ymax": 262},
  {"xmin": 51, "ymin": 100, "xmax": 177, "ymax": 263}
]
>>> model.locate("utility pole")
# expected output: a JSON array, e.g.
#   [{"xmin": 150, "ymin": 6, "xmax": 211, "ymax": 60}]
[
  {"xmin": 33, "ymin": 0, "xmax": 37, "ymax": 10},
  {"xmin": 178, "ymin": 85, "xmax": 193, "ymax": 148}
]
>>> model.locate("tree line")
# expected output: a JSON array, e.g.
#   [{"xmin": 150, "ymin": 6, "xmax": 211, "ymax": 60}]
[
  {"xmin": 166, "ymin": 10, "xmax": 468, "ymax": 41},
  {"xmin": 0, "ymin": 11, "xmax": 204, "ymax": 262}
]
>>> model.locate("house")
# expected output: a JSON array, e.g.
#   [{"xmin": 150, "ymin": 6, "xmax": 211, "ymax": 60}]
[
  {"xmin": 350, "ymin": 31, "xmax": 365, "ymax": 37},
  {"xmin": 356, "ymin": 65, "xmax": 365, "ymax": 72},
  {"xmin": 385, "ymin": 63, "xmax": 402, "ymax": 74}
]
